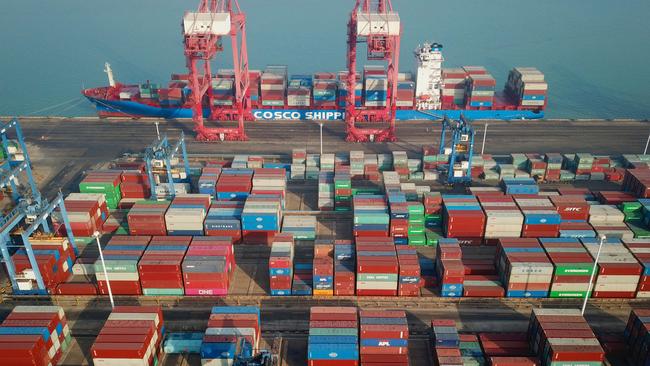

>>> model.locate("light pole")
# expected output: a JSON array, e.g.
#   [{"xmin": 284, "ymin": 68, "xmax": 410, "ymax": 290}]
[
  {"xmin": 481, "ymin": 123, "xmax": 488, "ymax": 155},
  {"xmin": 94, "ymin": 231, "xmax": 114, "ymax": 308},
  {"xmin": 319, "ymin": 122, "xmax": 324, "ymax": 155},
  {"xmin": 644, "ymin": 133, "xmax": 650, "ymax": 155},
  {"xmin": 155, "ymin": 121, "xmax": 161, "ymax": 140},
  {"xmin": 582, "ymin": 234, "xmax": 605, "ymax": 316}
]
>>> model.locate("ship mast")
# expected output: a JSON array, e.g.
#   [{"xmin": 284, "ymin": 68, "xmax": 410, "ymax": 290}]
[{"xmin": 104, "ymin": 62, "xmax": 116, "ymax": 87}]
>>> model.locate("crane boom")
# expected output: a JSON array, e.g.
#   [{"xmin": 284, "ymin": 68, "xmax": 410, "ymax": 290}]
[
  {"xmin": 345, "ymin": 0, "xmax": 401, "ymax": 142},
  {"xmin": 183, "ymin": 0, "xmax": 251, "ymax": 141}
]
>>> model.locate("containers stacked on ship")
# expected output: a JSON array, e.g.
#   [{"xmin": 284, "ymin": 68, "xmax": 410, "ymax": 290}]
[
  {"xmin": 96, "ymin": 236, "xmax": 151, "ymax": 295},
  {"xmin": 139, "ymin": 83, "xmax": 159, "ymax": 100},
  {"xmin": 269, "ymin": 233, "xmax": 294, "ymax": 296},
  {"xmin": 287, "ymin": 75, "xmax": 312, "ymax": 107},
  {"xmin": 158, "ymin": 85, "xmax": 185, "ymax": 107},
  {"xmin": 623, "ymin": 308, "xmax": 650, "ymax": 365},
  {"xmin": 337, "ymin": 71, "xmax": 363, "ymax": 108},
  {"xmin": 201, "ymin": 306, "xmax": 261, "ymax": 366},
  {"xmin": 313, "ymin": 241, "xmax": 334, "ymax": 296},
  {"xmin": 79, "ymin": 170, "xmax": 122, "ymax": 209},
  {"xmin": 436, "ymin": 238, "xmax": 464, "ymax": 297},
  {"xmin": 396, "ymin": 246, "xmax": 421, "ymax": 296},
  {"xmin": 0, "ymin": 305, "xmax": 71, "ymax": 366},
  {"xmin": 12, "ymin": 237, "xmax": 75, "ymax": 294},
  {"xmin": 359, "ymin": 310, "xmax": 409, "ymax": 366},
  {"xmin": 496, "ymin": 238, "xmax": 553, "ymax": 298},
  {"xmin": 539, "ymin": 238, "xmax": 594, "ymax": 298},
  {"xmin": 282, "ymin": 216, "xmax": 317, "ymax": 240},
  {"xmin": 505, "ymin": 67, "xmax": 548, "ymax": 110},
  {"xmin": 479, "ymin": 195, "xmax": 524, "ymax": 239},
  {"xmin": 241, "ymin": 194, "xmax": 283, "ymax": 245},
  {"xmin": 441, "ymin": 68, "xmax": 467, "ymax": 109},
  {"xmin": 182, "ymin": 237, "xmax": 234, "ymax": 296},
  {"xmin": 462, "ymin": 66, "xmax": 493, "ymax": 108},
  {"xmin": 211, "ymin": 77, "xmax": 234, "ymax": 107},
  {"xmin": 64, "ymin": 193, "xmax": 108, "ymax": 239},
  {"xmin": 204, "ymin": 201, "xmax": 243, "ymax": 243},
  {"xmin": 431, "ymin": 319, "xmax": 462, "ymax": 366},
  {"xmin": 528, "ymin": 308, "xmax": 604, "ymax": 366},
  {"xmin": 216, "ymin": 168, "xmax": 253, "ymax": 201},
  {"xmin": 622, "ymin": 238, "xmax": 650, "ymax": 297},
  {"xmin": 356, "ymin": 237, "xmax": 398, "ymax": 296},
  {"xmin": 165, "ymin": 194, "xmax": 211, "ymax": 235},
  {"xmin": 442, "ymin": 194, "xmax": 486, "ymax": 241},
  {"xmin": 308, "ymin": 307, "xmax": 359, "ymax": 366},
  {"xmin": 363, "ymin": 66, "xmax": 387, "ymax": 108},
  {"xmin": 313, "ymin": 78, "xmax": 338, "ymax": 109},
  {"xmin": 91, "ymin": 306, "xmax": 164, "ymax": 366},
  {"xmin": 515, "ymin": 197, "xmax": 562, "ymax": 238},
  {"xmin": 354, "ymin": 195, "xmax": 390, "ymax": 238},
  {"xmin": 580, "ymin": 237, "xmax": 642, "ymax": 298},
  {"xmin": 395, "ymin": 79, "xmax": 415, "ymax": 109},
  {"xmin": 334, "ymin": 240, "xmax": 356, "ymax": 296},
  {"xmin": 138, "ymin": 236, "xmax": 190, "ymax": 296},
  {"xmin": 261, "ymin": 66, "xmax": 287, "ymax": 107},
  {"xmin": 249, "ymin": 70, "xmax": 262, "ymax": 107}
]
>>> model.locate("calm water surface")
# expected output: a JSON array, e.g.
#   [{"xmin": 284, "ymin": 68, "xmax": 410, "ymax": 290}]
[{"xmin": 1, "ymin": 0, "xmax": 649, "ymax": 119}]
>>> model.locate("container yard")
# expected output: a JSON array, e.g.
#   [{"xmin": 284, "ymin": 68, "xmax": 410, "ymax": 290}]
[
  {"xmin": 1, "ymin": 0, "xmax": 650, "ymax": 365},
  {"xmin": 0, "ymin": 113, "xmax": 648, "ymax": 365}
]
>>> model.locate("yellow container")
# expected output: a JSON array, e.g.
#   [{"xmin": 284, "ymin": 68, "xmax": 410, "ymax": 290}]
[{"xmin": 313, "ymin": 289, "xmax": 334, "ymax": 296}]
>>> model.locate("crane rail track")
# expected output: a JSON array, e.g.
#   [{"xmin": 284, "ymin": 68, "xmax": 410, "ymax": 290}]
[{"xmin": 2, "ymin": 294, "xmax": 649, "ymax": 310}]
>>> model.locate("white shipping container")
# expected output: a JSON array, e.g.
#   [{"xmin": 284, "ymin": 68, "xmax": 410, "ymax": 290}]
[
  {"xmin": 96, "ymin": 272, "xmax": 140, "ymax": 281},
  {"xmin": 356, "ymin": 281, "xmax": 397, "ymax": 290},
  {"xmin": 108, "ymin": 312, "xmax": 160, "ymax": 326}
]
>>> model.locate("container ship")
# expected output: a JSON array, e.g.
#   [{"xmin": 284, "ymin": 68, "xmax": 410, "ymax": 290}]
[{"xmin": 83, "ymin": 44, "xmax": 548, "ymax": 121}]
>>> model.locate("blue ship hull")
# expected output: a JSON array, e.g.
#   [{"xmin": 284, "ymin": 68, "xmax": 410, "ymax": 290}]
[{"xmin": 87, "ymin": 97, "xmax": 544, "ymax": 121}]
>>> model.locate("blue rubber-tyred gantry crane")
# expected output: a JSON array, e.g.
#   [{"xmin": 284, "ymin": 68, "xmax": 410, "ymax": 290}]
[
  {"xmin": 0, "ymin": 118, "xmax": 78, "ymax": 295},
  {"xmin": 439, "ymin": 114, "xmax": 475, "ymax": 185}
]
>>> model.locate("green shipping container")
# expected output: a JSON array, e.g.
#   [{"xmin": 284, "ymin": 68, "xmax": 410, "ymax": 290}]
[
  {"xmin": 309, "ymin": 328, "xmax": 357, "ymax": 336},
  {"xmin": 143, "ymin": 288, "xmax": 184, "ymax": 296},
  {"xmin": 549, "ymin": 291, "xmax": 590, "ymax": 298},
  {"xmin": 408, "ymin": 223, "xmax": 425, "ymax": 235},
  {"xmin": 554, "ymin": 264, "xmax": 594, "ymax": 276},
  {"xmin": 408, "ymin": 234, "xmax": 426, "ymax": 246},
  {"xmin": 94, "ymin": 261, "xmax": 139, "ymax": 273}
]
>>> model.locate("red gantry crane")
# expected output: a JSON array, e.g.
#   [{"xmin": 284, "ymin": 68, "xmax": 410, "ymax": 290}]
[
  {"xmin": 183, "ymin": 0, "xmax": 251, "ymax": 141},
  {"xmin": 345, "ymin": 0, "xmax": 402, "ymax": 142}
]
